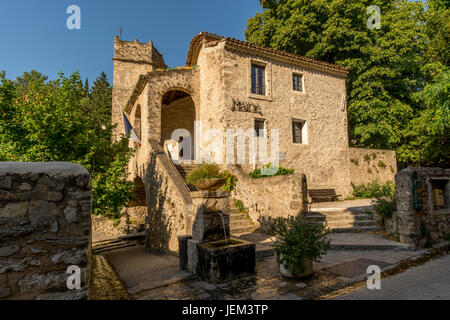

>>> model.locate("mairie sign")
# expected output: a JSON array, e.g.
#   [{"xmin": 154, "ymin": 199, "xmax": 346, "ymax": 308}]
[{"xmin": 231, "ymin": 98, "xmax": 262, "ymax": 115}]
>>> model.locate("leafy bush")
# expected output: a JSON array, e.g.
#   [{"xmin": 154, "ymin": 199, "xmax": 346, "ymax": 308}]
[
  {"xmin": 269, "ymin": 216, "xmax": 330, "ymax": 272},
  {"xmin": 222, "ymin": 170, "xmax": 237, "ymax": 191},
  {"xmin": 249, "ymin": 163, "xmax": 295, "ymax": 179},
  {"xmin": 0, "ymin": 70, "xmax": 134, "ymax": 219},
  {"xmin": 186, "ymin": 163, "xmax": 223, "ymax": 185},
  {"xmin": 234, "ymin": 199, "xmax": 248, "ymax": 213},
  {"xmin": 352, "ymin": 180, "xmax": 395, "ymax": 199}
]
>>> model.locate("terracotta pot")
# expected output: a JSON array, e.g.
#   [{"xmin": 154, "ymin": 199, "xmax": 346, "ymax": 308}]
[
  {"xmin": 279, "ymin": 256, "xmax": 313, "ymax": 278},
  {"xmin": 194, "ymin": 178, "xmax": 226, "ymax": 191}
]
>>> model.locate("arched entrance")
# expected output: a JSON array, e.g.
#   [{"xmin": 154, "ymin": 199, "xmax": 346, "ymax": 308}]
[
  {"xmin": 127, "ymin": 176, "xmax": 147, "ymax": 226},
  {"xmin": 161, "ymin": 90, "xmax": 196, "ymax": 161}
]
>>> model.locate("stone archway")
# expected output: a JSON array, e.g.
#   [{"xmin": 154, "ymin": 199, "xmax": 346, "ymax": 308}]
[
  {"xmin": 161, "ymin": 89, "xmax": 196, "ymax": 160},
  {"xmin": 127, "ymin": 176, "xmax": 147, "ymax": 225}
]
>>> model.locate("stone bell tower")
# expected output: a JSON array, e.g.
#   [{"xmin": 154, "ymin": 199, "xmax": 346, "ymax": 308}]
[{"xmin": 112, "ymin": 36, "xmax": 166, "ymax": 137}]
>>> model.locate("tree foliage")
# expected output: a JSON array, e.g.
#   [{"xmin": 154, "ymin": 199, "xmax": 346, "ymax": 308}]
[
  {"xmin": 0, "ymin": 70, "xmax": 134, "ymax": 218},
  {"xmin": 245, "ymin": 0, "xmax": 449, "ymax": 166}
]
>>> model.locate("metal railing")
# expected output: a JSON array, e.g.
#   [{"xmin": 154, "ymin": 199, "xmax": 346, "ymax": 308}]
[{"xmin": 235, "ymin": 182, "xmax": 258, "ymax": 212}]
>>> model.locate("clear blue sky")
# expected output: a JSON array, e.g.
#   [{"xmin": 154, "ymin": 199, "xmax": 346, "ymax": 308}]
[{"xmin": 0, "ymin": 0, "xmax": 262, "ymax": 84}]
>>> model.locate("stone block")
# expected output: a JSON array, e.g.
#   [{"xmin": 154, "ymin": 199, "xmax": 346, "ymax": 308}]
[
  {"xmin": 0, "ymin": 202, "xmax": 29, "ymax": 219},
  {"xmin": 0, "ymin": 244, "xmax": 20, "ymax": 257},
  {"xmin": 0, "ymin": 257, "xmax": 41, "ymax": 274},
  {"xmin": 64, "ymin": 206, "xmax": 78, "ymax": 223},
  {"xmin": 187, "ymin": 239, "xmax": 200, "ymax": 275},
  {"xmin": 0, "ymin": 177, "xmax": 11, "ymax": 189},
  {"xmin": 18, "ymin": 271, "xmax": 67, "ymax": 294},
  {"xmin": 50, "ymin": 249, "xmax": 87, "ymax": 265},
  {"xmin": 47, "ymin": 191, "xmax": 63, "ymax": 202}
]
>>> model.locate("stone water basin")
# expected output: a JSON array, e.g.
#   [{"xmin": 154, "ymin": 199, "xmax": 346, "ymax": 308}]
[{"xmin": 197, "ymin": 238, "xmax": 256, "ymax": 283}]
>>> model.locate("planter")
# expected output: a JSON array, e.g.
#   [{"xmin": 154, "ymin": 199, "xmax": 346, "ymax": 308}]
[
  {"xmin": 279, "ymin": 256, "xmax": 313, "ymax": 278},
  {"xmin": 194, "ymin": 178, "xmax": 226, "ymax": 191}
]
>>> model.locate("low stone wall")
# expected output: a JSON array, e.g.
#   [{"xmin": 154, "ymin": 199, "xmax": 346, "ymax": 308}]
[
  {"xmin": 0, "ymin": 162, "xmax": 91, "ymax": 300},
  {"xmin": 394, "ymin": 167, "xmax": 450, "ymax": 247},
  {"xmin": 229, "ymin": 165, "xmax": 308, "ymax": 231},
  {"xmin": 137, "ymin": 140, "xmax": 194, "ymax": 253},
  {"xmin": 349, "ymin": 147, "xmax": 397, "ymax": 186}
]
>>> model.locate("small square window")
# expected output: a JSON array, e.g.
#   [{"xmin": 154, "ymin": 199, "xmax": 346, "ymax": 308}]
[
  {"xmin": 254, "ymin": 119, "xmax": 266, "ymax": 137},
  {"xmin": 292, "ymin": 120, "xmax": 306, "ymax": 144},
  {"xmin": 251, "ymin": 64, "xmax": 266, "ymax": 95},
  {"xmin": 293, "ymin": 74, "xmax": 303, "ymax": 92}
]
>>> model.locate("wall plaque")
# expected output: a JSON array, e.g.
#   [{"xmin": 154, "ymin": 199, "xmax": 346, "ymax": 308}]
[{"xmin": 231, "ymin": 98, "xmax": 262, "ymax": 115}]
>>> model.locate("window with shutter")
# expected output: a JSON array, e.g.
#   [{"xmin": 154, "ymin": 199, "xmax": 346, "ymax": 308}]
[
  {"xmin": 293, "ymin": 74, "xmax": 303, "ymax": 92},
  {"xmin": 292, "ymin": 120, "xmax": 305, "ymax": 144},
  {"xmin": 254, "ymin": 119, "xmax": 265, "ymax": 137},
  {"xmin": 251, "ymin": 64, "xmax": 266, "ymax": 95}
]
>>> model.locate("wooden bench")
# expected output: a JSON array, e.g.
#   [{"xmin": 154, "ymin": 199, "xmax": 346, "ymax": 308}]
[{"xmin": 308, "ymin": 189, "xmax": 340, "ymax": 203}]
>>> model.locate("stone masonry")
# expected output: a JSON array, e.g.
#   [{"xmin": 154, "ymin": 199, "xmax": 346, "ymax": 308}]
[
  {"xmin": 393, "ymin": 167, "xmax": 450, "ymax": 247},
  {"xmin": 111, "ymin": 32, "xmax": 397, "ymax": 252},
  {"xmin": 0, "ymin": 162, "xmax": 91, "ymax": 300}
]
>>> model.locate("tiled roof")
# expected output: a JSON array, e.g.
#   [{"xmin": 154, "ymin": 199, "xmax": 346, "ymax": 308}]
[{"xmin": 186, "ymin": 32, "xmax": 349, "ymax": 76}]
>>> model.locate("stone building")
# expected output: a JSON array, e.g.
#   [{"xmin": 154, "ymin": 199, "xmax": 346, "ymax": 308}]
[{"xmin": 112, "ymin": 32, "xmax": 397, "ymax": 252}]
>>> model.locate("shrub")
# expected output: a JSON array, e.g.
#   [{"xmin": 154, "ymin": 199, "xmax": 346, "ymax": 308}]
[
  {"xmin": 269, "ymin": 216, "xmax": 330, "ymax": 272},
  {"xmin": 234, "ymin": 199, "xmax": 248, "ymax": 213},
  {"xmin": 249, "ymin": 163, "xmax": 295, "ymax": 179},
  {"xmin": 186, "ymin": 163, "xmax": 222, "ymax": 185},
  {"xmin": 378, "ymin": 160, "xmax": 386, "ymax": 168},
  {"xmin": 352, "ymin": 180, "xmax": 395, "ymax": 199},
  {"xmin": 222, "ymin": 170, "xmax": 237, "ymax": 191},
  {"xmin": 373, "ymin": 196, "xmax": 396, "ymax": 227}
]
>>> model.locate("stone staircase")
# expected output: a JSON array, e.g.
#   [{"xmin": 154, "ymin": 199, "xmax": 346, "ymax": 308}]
[
  {"xmin": 174, "ymin": 164, "xmax": 199, "ymax": 191},
  {"xmin": 174, "ymin": 164, "xmax": 257, "ymax": 235},
  {"xmin": 306, "ymin": 204, "xmax": 383, "ymax": 233},
  {"xmin": 230, "ymin": 199, "xmax": 257, "ymax": 235}
]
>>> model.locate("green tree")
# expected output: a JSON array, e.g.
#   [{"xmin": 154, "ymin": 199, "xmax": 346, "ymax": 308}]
[
  {"xmin": 245, "ymin": 0, "xmax": 448, "ymax": 165},
  {"xmin": 0, "ymin": 70, "xmax": 134, "ymax": 218}
]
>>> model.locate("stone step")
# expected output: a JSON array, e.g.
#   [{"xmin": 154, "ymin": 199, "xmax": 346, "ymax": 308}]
[
  {"xmin": 330, "ymin": 226, "xmax": 384, "ymax": 233},
  {"xmin": 325, "ymin": 221, "xmax": 380, "ymax": 230},
  {"xmin": 230, "ymin": 220, "xmax": 256, "ymax": 229},
  {"xmin": 307, "ymin": 213, "xmax": 375, "ymax": 222},
  {"xmin": 230, "ymin": 226, "xmax": 257, "ymax": 235}
]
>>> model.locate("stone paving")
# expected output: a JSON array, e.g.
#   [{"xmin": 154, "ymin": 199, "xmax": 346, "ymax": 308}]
[{"xmin": 99, "ymin": 244, "xmax": 421, "ymax": 300}]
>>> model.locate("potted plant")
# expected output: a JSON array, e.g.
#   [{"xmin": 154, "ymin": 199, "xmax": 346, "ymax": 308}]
[
  {"xmin": 269, "ymin": 216, "xmax": 330, "ymax": 278},
  {"xmin": 186, "ymin": 163, "xmax": 226, "ymax": 191}
]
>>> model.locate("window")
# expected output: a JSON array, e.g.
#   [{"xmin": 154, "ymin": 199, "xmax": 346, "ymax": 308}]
[
  {"xmin": 254, "ymin": 119, "xmax": 266, "ymax": 137},
  {"xmin": 251, "ymin": 64, "xmax": 266, "ymax": 95},
  {"xmin": 292, "ymin": 119, "xmax": 306, "ymax": 144},
  {"xmin": 293, "ymin": 74, "xmax": 303, "ymax": 92}
]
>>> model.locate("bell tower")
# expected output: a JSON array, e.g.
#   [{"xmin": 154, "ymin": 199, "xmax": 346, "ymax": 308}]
[{"xmin": 112, "ymin": 36, "xmax": 166, "ymax": 137}]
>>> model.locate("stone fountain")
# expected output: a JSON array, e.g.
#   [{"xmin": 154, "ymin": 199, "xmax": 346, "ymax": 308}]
[{"xmin": 182, "ymin": 190, "xmax": 256, "ymax": 283}]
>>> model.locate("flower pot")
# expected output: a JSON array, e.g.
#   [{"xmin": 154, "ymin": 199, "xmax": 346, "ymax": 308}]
[
  {"xmin": 279, "ymin": 256, "xmax": 313, "ymax": 278},
  {"xmin": 194, "ymin": 178, "xmax": 226, "ymax": 191}
]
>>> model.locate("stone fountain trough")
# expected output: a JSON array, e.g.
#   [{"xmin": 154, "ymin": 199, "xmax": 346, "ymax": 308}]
[{"xmin": 184, "ymin": 191, "xmax": 256, "ymax": 283}]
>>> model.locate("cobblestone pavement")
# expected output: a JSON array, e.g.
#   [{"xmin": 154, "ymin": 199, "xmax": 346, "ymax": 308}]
[
  {"xmin": 332, "ymin": 253, "xmax": 450, "ymax": 300},
  {"xmin": 132, "ymin": 249, "xmax": 420, "ymax": 300}
]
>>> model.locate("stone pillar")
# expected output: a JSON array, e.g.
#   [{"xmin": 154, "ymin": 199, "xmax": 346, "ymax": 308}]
[
  {"xmin": 395, "ymin": 168, "xmax": 418, "ymax": 244},
  {"xmin": 0, "ymin": 162, "xmax": 92, "ymax": 300},
  {"xmin": 187, "ymin": 190, "xmax": 231, "ymax": 275},
  {"xmin": 190, "ymin": 191, "xmax": 231, "ymax": 242}
]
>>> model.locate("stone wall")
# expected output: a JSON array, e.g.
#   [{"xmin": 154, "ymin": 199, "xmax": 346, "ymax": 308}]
[
  {"xmin": 229, "ymin": 165, "xmax": 308, "ymax": 231},
  {"xmin": 112, "ymin": 37, "xmax": 166, "ymax": 139},
  {"xmin": 0, "ymin": 162, "xmax": 91, "ymax": 300},
  {"xmin": 129, "ymin": 139, "xmax": 195, "ymax": 253},
  {"xmin": 349, "ymin": 147, "xmax": 397, "ymax": 186},
  {"xmin": 393, "ymin": 167, "xmax": 450, "ymax": 247}
]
